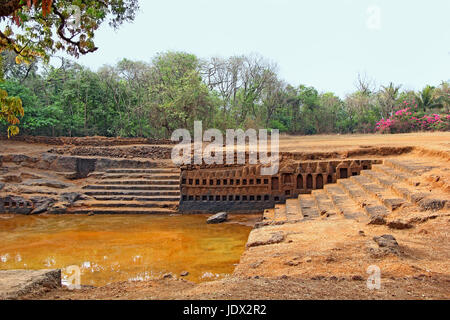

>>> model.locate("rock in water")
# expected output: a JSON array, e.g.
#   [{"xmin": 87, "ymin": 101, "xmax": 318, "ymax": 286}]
[{"xmin": 207, "ymin": 212, "xmax": 228, "ymax": 224}]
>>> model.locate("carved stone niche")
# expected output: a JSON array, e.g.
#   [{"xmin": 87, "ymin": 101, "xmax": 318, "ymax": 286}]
[
  {"xmin": 361, "ymin": 160, "xmax": 372, "ymax": 170},
  {"xmin": 296, "ymin": 174, "xmax": 304, "ymax": 190},
  {"xmin": 349, "ymin": 160, "xmax": 362, "ymax": 176},
  {"xmin": 316, "ymin": 173, "xmax": 324, "ymax": 189},
  {"xmin": 305, "ymin": 173, "xmax": 314, "ymax": 189},
  {"xmin": 336, "ymin": 162, "xmax": 350, "ymax": 179}
]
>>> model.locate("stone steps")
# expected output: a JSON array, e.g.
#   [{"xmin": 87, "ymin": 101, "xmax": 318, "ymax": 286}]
[
  {"xmin": 101, "ymin": 174, "xmax": 180, "ymax": 180},
  {"xmin": 337, "ymin": 179, "xmax": 389, "ymax": 218},
  {"xmin": 94, "ymin": 179, "xmax": 179, "ymax": 186},
  {"xmin": 311, "ymin": 189, "xmax": 338, "ymax": 218},
  {"xmin": 298, "ymin": 194, "xmax": 320, "ymax": 219},
  {"xmin": 273, "ymin": 204, "xmax": 287, "ymax": 222},
  {"xmin": 285, "ymin": 198, "xmax": 303, "ymax": 221},
  {"xmin": 251, "ymin": 158, "xmax": 447, "ymax": 226},
  {"xmin": 78, "ymin": 201, "xmax": 176, "ymax": 208},
  {"xmin": 83, "ymin": 184, "xmax": 179, "ymax": 191},
  {"xmin": 350, "ymin": 175, "xmax": 407, "ymax": 211},
  {"xmin": 372, "ymin": 163, "xmax": 419, "ymax": 187},
  {"xmin": 85, "ymin": 190, "xmax": 180, "ymax": 197},
  {"xmin": 323, "ymin": 185, "xmax": 366, "ymax": 220},
  {"xmin": 369, "ymin": 164, "xmax": 448, "ymax": 211},
  {"xmin": 384, "ymin": 159, "xmax": 436, "ymax": 176},
  {"xmin": 263, "ymin": 208, "xmax": 275, "ymax": 221},
  {"xmin": 69, "ymin": 207, "xmax": 177, "ymax": 215},
  {"xmin": 105, "ymin": 168, "xmax": 180, "ymax": 174},
  {"xmin": 79, "ymin": 166, "xmax": 181, "ymax": 214},
  {"xmin": 90, "ymin": 195, "xmax": 180, "ymax": 202},
  {"xmin": 361, "ymin": 169, "xmax": 426, "ymax": 205}
]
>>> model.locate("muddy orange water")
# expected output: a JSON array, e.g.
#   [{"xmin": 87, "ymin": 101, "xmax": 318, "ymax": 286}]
[{"xmin": 0, "ymin": 214, "xmax": 257, "ymax": 286}]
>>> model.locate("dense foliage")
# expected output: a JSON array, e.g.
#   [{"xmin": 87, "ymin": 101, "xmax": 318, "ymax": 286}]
[
  {"xmin": 376, "ymin": 101, "xmax": 450, "ymax": 133},
  {"xmin": 1, "ymin": 51, "xmax": 449, "ymax": 138},
  {"xmin": 0, "ymin": 0, "xmax": 139, "ymax": 63},
  {"xmin": 0, "ymin": 0, "xmax": 138, "ymax": 136}
]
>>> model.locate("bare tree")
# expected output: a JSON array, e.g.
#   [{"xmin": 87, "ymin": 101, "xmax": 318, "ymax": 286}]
[{"xmin": 355, "ymin": 72, "xmax": 376, "ymax": 95}]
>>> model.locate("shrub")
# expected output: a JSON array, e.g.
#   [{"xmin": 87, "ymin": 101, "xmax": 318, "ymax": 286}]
[{"xmin": 376, "ymin": 101, "xmax": 450, "ymax": 133}]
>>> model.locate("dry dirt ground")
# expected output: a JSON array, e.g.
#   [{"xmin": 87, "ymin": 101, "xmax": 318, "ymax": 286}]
[
  {"xmin": 2, "ymin": 133, "xmax": 450, "ymax": 300},
  {"xmin": 2, "ymin": 131, "xmax": 450, "ymax": 155},
  {"xmin": 277, "ymin": 132, "xmax": 450, "ymax": 153}
]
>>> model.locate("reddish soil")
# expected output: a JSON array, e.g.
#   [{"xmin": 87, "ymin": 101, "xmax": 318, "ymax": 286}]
[{"xmin": 1, "ymin": 133, "xmax": 449, "ymax": 300}]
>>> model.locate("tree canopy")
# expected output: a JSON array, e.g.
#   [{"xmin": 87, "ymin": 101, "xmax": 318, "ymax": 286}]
[
  {"xmin": 0, "ymin": 0, "xmax": 139, "ymax": 136},
  {"xmin": 1, "ymin": 51, "xmax": 448, "ymax": 138},
  {"xmin": 0, "ymin": 0, "xmax": 139, "ymax": 62}
]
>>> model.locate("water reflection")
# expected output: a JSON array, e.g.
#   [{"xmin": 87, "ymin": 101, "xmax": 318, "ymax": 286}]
[{"xmin": 0, "ymin": 214, "xmax": 255, "ymax": 287}]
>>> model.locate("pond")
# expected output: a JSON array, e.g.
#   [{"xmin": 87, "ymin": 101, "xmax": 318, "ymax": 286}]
[{"xmin": 0, "ymin": 214, "xmax": 257, "ymax": 287}]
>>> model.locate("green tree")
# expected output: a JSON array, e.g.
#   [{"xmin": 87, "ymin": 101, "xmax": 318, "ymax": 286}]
[
  {"xmin": 415, "ymin": 85, "xmax": 444, "ymax": 111},
  {"xmin": 0, "ymin": 0, "xmax": 139, "ymax": 62},
  {"xmin": 433, "ymin": 82, "xmax": 449, "ymax": 112},
  {"xmin": 0, "ymin": 0, "xmax": 139, "ymax": 136},
  {"xmin": 0, "ymin": 86, "xmax": 23, "ymax": 137},
  {"xmin": 377, "ymin": 82, "xmax": 401, "ymax": 118},
  {"xmin": 148, "ymin": 52, "xmax": 218, "ymax": 137}
]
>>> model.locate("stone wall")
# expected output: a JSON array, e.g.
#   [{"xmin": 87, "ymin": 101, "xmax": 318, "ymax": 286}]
[
  {"xmin": 179, "ymin": 159, "xmax": 381, "ymax": 213},
  {"xmin": 0, "ymin": 196, "xmax": 34, "ymax": 215}
]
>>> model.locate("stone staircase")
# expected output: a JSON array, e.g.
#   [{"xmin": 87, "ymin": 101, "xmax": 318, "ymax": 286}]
[
  {"xmin": 73, "ymin": 167, "xmax": 181, "ymax": 214},
  {"xmin": 263, "ymin": 159, "xmax": 449, "ymax": 225}
]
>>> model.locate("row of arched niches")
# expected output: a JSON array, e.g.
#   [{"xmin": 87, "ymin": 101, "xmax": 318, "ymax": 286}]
[{"xmin": 180, "ymin": 159, "xmax": 381, "ymax": 205}]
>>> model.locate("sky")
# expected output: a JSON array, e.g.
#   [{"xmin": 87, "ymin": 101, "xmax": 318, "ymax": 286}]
[{"xmin": 68, "ymin": 0, "xmax": 449, "ymax": 98}]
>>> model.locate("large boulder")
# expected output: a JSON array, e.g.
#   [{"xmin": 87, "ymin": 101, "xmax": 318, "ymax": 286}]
[
  {"xmin": 367, "ymin": 214, "xmax": 387, "ymax": 226},
  {"xmin": 207, "ymin": 212, "xmax": 228, "ymax": 224},
  {"xmin": 0, "ymin": 269, "xmax": 61, "ymax": 300},
  {"xmin": 373, "ymin": 234, "xmax": 399, "ymax": 248},
  {"xmin": 368, "ymin": 234, "xmax": 401, "ymax": 258}
]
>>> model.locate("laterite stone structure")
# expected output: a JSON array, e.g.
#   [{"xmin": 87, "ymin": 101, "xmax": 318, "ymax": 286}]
[{"xmin": 179, "ymin": 159, "xmax": 380, "ymax": 213}]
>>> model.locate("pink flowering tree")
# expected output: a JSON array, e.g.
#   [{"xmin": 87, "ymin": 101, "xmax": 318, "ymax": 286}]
[{"xmin": 376, "ymin": 100, "xmax": 450, "ymax": 133}]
